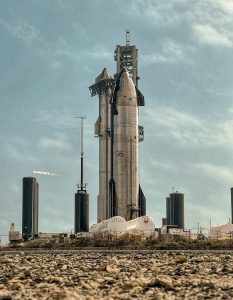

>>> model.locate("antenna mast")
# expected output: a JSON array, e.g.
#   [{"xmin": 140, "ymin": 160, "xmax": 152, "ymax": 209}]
[
  {"xmin": 76, "ymin": 116, "xmax": 87, "ymax": 191},
  {"xmin": 126, "ymin": 30, "xmax": 130, "ymax": 45}
]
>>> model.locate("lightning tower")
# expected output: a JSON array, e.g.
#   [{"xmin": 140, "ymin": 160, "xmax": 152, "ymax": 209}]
[{"xmin": 74, "ymin": 116, "xmax": 89, "ymax": 232}]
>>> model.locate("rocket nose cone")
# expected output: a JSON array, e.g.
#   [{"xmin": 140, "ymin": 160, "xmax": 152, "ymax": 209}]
[
  {"xmin": 119, "ymin": 68, "xmax": 134, "ymax": 88},
  {"xmin": 116, "ymin": 67, "xmax": 136, "ymax": 103},
  {"xmin": 121, "ymin": 67, "xmax": 130, "ymax": 79},
  {"xmin": 101, "ymin": 68, "xmax": 111, "ymax": 79},
  {"xmin": 95, "ymin": 68, "xmax": 111, "ymax": 83}
]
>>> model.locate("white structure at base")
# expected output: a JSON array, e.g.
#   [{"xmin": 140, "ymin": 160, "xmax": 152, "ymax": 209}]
[
  {"xmin": 126, "ymin": 216, "xmax": 155, "ymax": 238},
  {"xmin": 161, "ymin": 226, "xmax": 183, "ymax": 236},
  {"xmin": 160, "ymin": 225, "xmax": 192, "ymax": 238},
  {"xmin": 90, "ymin": 216, "xmax": 127, "ymax": 237},
  {"xmin": 9, "ymin": 223, "xmax": 21, "ymax": 243},
  {"xmin": 210, "ymin": 223, "xmax": 233, "ymax": 239}
]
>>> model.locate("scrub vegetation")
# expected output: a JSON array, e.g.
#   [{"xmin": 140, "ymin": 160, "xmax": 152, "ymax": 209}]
[{"xmin": 2, "ymin": 235, "xmax": 233, "ymax": 250}]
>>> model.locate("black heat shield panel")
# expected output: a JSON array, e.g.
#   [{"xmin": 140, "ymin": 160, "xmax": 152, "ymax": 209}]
[
  {"xmin": 109, "ymin": 178, "xmax": 117, "ymax": 218},
  {"xmin": 136, "ymin": 87, "xmax": 145, "ymax": 106},
  {"xmin": 138, "ymin": 185, "xmax": 146, "ymax": 216}
]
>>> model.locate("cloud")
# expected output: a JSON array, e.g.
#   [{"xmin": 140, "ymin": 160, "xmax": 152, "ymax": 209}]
[
  {"xmin": 145, "ymin": 106, "xmax": 206, "ymax": 146},
  {"xmin": 195, "ymin": 163, "xmax": 233, "ymax": 183},
  {"xmin": 34, "ymin": 110, "xmax": 95, "ymax": 139},
  {"xmin": 0, "ymin": 17, "xmax": 111, "ymax": 69},
  {"xmin": 3, "ymin": 136, "xmax": 37, "ymax": 163},
  {"xmin": 34, "ymin": 110, "xmax": 77, "ymax": 130},
  {"xmin": 51, "ymin": 61, "xmax": 63, "ymax": 68},
  {"xmin": 151, "ymin": 160, "xmax": 176, "ymax": 171},
  {"xmin": 217, "ymin": 119, "xmax": 233, "ymax": 148},
  {"xmin": 128, "ymin": 0, "xmax": 190, "ymax": 26},
  {"xmin": 144, "ymin": 105, "xmax": 233, "ymax": 150},
  {"xmin": 0, "ymin": 18, "xmax": 44, "ymax": 46},
  {"xmin": 128, "ymin": 0, "xmax": 228, "ymax": 27},
  {"xmin": 38, "ymin": 135, "xmax": 73, "ymax": 153},
  {"xmin": 193, "ymin": 24, "xmax": 233, "ymax": 47},
  {"xmin": 141, "ymin": 39, "xmax": 185, "ymax": 65},
  {"xmin": 128, "ymin": 0, "xmax": 233, "ymax": 46},
  {"xmin": 54, "ymin": 37, "xmax": 112, "ymax": 62},
  {"xmin": 218, "ymin": 0, "xmax": 233, "ymax": 14}
]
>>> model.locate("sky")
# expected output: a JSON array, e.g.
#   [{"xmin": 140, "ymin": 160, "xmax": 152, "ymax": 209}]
[{"xmin": 1, "ymin": 0, "xmax": 233, "ymax": 237}]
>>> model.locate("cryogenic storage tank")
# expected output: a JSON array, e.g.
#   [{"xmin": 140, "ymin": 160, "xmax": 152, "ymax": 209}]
[
  {"xmin": 166, "ymin": 192, "xmax": 184, "ymax": 229},
  {"xmin": 74, "ymin": 192, "xmax": 89, "ymax": 233},
  {"xmin": 90, "ymin": 216, "xmax": 127, "ymax": 237},
  {"xmin": 126, "ymin": 216, "xmax": 155, "ymax": 237}
]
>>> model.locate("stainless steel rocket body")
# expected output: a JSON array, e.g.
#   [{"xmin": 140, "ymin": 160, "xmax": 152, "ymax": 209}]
[
  {"xmin": 95, "ymin": 69, "xmax": 111, "ymax": 222},
  {"xmin": 114, "ymin": 70, "xmax": 139, "ymax": 220},
  {"xmin": 92, "ymin": 66, "xmax": 145, "ymax": 223}
]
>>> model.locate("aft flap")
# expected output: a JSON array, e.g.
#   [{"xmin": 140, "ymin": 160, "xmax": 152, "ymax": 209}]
[{"xmin": 136, "ymin": 87, "xmax": 145, "ymax": 106}]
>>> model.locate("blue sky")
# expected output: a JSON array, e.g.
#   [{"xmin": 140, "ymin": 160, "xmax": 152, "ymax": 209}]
[{"xmin": 1, "ymin": 0, "xmax": 233, "ymax": 236}]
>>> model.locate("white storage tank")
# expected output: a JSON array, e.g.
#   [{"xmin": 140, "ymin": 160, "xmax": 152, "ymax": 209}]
[
  {"xmin": 90, "ymin": 216, "xmax": 127, "ymax": 237},
  {"xmin": 126, "ymin": 216, "xmax": 155, "ymax": 238}
]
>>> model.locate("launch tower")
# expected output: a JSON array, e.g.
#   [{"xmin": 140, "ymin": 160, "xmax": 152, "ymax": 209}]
[{"xmin": 114, "ymin": 31, "xmax": 139, "ymax": 87}]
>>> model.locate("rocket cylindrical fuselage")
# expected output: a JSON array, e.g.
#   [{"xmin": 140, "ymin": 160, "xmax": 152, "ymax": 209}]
[
  {"xmin": 114, "ymin": 70, "xmax": 139, "ymax": 220},
  {"xmin": 97, "ymin": 69, "xmax": 111, "ymax": 222}
]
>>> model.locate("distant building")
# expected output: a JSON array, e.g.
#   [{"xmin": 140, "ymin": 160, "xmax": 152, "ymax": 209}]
[
  {"xmin": 22, "ymin": 177, "xmax": 39, "ymax": 240},
  {"xmin": 210, "ymin": 223, "xmax": 233, "ymax": 239},
  {"xmin": 161, "ymin": 225, "xmax": 183, "ymax": 236},
  {"xmin": 160, "ymin": 225, "xmax": 191, "ymax": 239}
]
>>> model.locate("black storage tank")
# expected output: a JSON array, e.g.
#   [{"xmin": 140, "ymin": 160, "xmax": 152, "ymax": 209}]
[
  {"xmin": 75, "ymin": 191, "xmax": 89, "ymax": 233},
  {"xmin": 22, "ymin": 177, "xmax": 39, "ymax": 240},
  {"xmin": 231, "ymin": 187, "xmax": 233, "ymax": 224},
  {"xmin": 33, "ymin": 182, "xmax": 39, "ymax": 236},
  {"xmin": 166, "ymin": 197, "xmax": 171, "ymax": 225},
  {"xmin": 169, "ymin": 192, "xmax": 184, "ymax": 229}
]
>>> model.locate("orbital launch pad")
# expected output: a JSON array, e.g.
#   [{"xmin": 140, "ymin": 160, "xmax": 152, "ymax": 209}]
[{"xmin": 89, "ymin": 33, "xmax": 146, "ymax": 222}]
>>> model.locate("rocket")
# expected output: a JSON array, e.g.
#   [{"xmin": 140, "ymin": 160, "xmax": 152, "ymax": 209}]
[
  {"xmin": 89, "ymin": 40, "xmax": 146, "ymax": 223},
  {"xmin": 113, "ymin": 68, "xmax": 139, "ymax": 220}
]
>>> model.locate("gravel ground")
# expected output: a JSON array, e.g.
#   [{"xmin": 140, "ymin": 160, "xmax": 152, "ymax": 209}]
[{"xmin": 0, "ymin": 250, "xmax": 232, "ymax": 300}]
